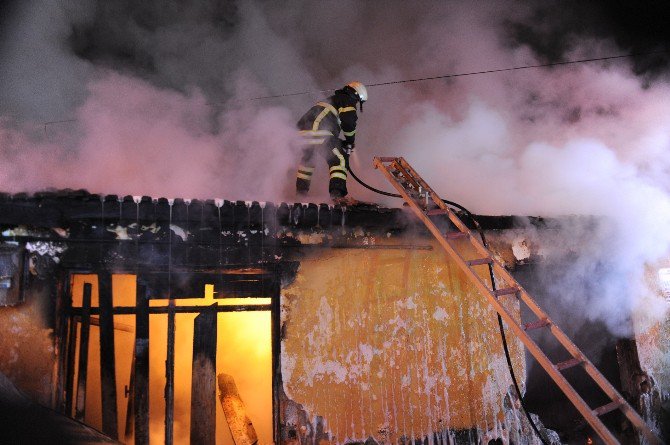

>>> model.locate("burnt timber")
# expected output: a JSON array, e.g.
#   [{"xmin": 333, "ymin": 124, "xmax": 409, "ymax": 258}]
[
  {"xmin": 0, "ymin": 191, "xmax": 543, "ymax": 297},
  {"xmin": 0, "ymin": 190, "xmax": 569, "ymax": 445}
]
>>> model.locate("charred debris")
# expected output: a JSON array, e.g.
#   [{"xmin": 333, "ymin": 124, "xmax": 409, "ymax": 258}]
[{"xmin": 0, "ymin": 189, "xmax": 660, "ymax": 444}]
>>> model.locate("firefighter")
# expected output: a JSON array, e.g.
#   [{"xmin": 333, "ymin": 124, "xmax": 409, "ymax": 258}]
[{"xmin": 295, "ymin": 81, "xmax": 368, "ymax": 205}]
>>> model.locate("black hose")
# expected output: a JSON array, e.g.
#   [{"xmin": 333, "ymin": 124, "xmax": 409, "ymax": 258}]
[
  {"xmin": 346, "ymin": 159, "xmax": 402, "ymax": 198},
  {"xmin": 444, "ymin": 204, "xmax": 548, "ymax": 445},
  {"xmin": 346, "ymin": 159, "xmax": 548, "ymax": 444}
]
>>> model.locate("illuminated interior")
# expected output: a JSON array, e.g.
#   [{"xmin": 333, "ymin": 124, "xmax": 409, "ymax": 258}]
[{"xmin": 70, "ymin": 274, "xmax": 272, "ymax": 444}]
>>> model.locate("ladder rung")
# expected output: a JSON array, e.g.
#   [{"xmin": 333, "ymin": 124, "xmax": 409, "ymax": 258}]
[
  {"xmin": 593, "ymin": 400, "xmax": 622, "ymax": 417},
  {"xmin": 523, "ymin": 318, "xmax": 550, "ymax": 331},
  {"xmin": 466, "ymin": 257, "xmax": 492, "ymax": 266},
  {"xmin": 374, "ymin": 157, "xmax": 664, "ymax": 445},
  {"xmin": 493, "ymin": 287, "xmax": 519, "ymax": 297},
  {"xmin": 555, "ymin": 358, "xmax": 583, "ymax": 371},
  {"xmin": 445, "ymin": 231, "xmax": 468, "ymax": 240}
]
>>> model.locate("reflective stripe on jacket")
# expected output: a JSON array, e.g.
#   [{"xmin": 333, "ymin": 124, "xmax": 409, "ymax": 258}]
[{"xmin": 296, "ymin": 89, "xmax": 359, "ymax": 145}]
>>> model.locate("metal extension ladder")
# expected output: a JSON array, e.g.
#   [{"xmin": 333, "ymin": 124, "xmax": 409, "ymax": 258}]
[{"xmin": 373, "ymin": 157, "xmax": 661, "ymax": 445}]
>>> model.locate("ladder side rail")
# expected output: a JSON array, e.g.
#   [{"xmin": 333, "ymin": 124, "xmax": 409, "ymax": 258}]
[
  {"xmin": 379, "ymin": 164, "xmax": 619, "ymax": 444},
  {"xmin": 530, "ymin": 299, "xmax": 661, "ymax": 444},
  {"xmin": 396, "ymin": 157, "xmax": 452, "ymax": 208},
  {"xmin": 394, "ymin": 159, "xmax": 517, "ymax": 264},
  {"xmin": 439, "ymin": 202, "xmax": 657, "ymax": 442},
  {"xmin": 376, "ymin": 157, "xmax": 661, "ymax": 444},
  {"xmin": 395, "ymin": 158, "xmax": 475, "ymax": 234},
  {"xmin": 375, "ymin": 157, "xmax": 623, "ymax": 443},
  {"xmin": 496, "ymin": 266, "xmax": 659, "ymax": 441},
  {"xmin": 457, "ymin": 212, "xmax": 661, "ymax": 444},
  {"xmin": 398, "ymin": 157, "xmax": 444, "ymax": 200},
  {"xmin": 392, "ymin": 160, "xmax": 423, "ymax": 191},
  {"xmin": 375, "ymin": 157, "xmax": 477, "ymax": 236},
  {"xmin": 457, "ymin": 269, "xmax": 620, "ymax": 444}
]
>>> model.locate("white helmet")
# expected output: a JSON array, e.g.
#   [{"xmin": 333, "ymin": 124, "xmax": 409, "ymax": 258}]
[{"xmin": 346, "ymin": 81, "xmax": 368, "ymax": 103}]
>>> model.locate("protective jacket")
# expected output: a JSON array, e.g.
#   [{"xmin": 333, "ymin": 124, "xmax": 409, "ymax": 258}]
[
  {"xmin": 296, "ymin": 87, "xmax": 359, "ymax": 147},
  {"xmin": 295, "ymin": 86, "xmax": 360, "ymax": 199}
]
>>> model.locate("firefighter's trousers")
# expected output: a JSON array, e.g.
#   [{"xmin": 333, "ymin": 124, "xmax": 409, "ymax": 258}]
[{"xmin": 295, "ymin": 134, "xmax": 348, "ymax": 198}]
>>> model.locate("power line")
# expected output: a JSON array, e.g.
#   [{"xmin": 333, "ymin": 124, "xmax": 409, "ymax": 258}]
[
  {"xmin": 247, "ymin": 49, "xmax": 670, "ymax": 101},
  {"xmin": 42, "ymin": 49, "xmax": 670, "ymax": 124},
  {"xmin": 43, "ymin": 119, "xmax": 77, "ymax": 135}
]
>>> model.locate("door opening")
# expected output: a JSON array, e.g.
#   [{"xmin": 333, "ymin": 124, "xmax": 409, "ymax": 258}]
[{"xmin": 59, "ymin": 272, "xmax": 277, "ymax": 444}]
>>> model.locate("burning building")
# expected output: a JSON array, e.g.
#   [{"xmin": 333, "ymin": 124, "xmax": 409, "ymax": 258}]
[
  {"xmin": 0, "ymin": 178, "xmax": 667, "ymax": 444},
  {"xmin": 2, "ymin": 1, "xmax": 670, "ymax": 444}
]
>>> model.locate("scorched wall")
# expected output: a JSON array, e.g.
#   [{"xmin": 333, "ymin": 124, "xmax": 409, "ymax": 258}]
[
  {"xmin": 0, "ymin": 192, "xmax": 562, "ymax": 444},
  {"xmin": 281, "ymin": 237, "xmax": 525, "ymax": 444}
]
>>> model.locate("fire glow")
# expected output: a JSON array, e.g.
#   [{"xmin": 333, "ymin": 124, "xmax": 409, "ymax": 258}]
[{"xmin": 70, "ymin": 274, "xmax": 272, "ymax": 444}]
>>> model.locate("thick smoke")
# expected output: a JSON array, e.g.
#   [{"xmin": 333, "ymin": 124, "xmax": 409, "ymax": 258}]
[{"xmin": 1, "ymin": 1, "xmax": 669, "ymax": 335}]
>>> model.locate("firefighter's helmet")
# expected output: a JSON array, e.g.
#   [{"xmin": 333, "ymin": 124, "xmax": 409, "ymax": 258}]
[{"xmin": 346, "ymin": 81, "xmax": 368, "ymax": 103}]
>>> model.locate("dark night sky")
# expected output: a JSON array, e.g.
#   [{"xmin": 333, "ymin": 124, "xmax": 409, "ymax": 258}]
[{"xmin": 0, "ymin": 0, "xmax": 669, "ymax": 441}]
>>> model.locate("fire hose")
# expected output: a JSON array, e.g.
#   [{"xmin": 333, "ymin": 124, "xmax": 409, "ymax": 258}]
[{"xmin": 346, "ymin": 157, "xmax": 549, "ymax": 445}]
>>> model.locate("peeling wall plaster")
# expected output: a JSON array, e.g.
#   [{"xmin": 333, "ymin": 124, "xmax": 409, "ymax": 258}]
[
  {"xmin": 637, "ymin": 268, "xmax": 670, "ymax": 403},
  {"xmin": 0, "ymin": 298, "xmax": 55, "ymax": 407},
  {"xmin": 281, "ymin": 237, "xmax": 525, "ymax": 444},
  {"xmin": 635, "ymin": 313, "xmax": 670, "ymax": 399}
]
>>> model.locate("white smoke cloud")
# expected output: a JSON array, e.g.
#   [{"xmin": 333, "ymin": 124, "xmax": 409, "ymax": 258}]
[
  {"xmin": 0, "ymin": 0, "xmax": 93, "ymax": 121},
  {"xmin": 0, "ymin": 0, "xmax": 668, "ymax": 335},
  {"xmin": 1, "ymin": 72, "xmax": 302, "ymax": 201}
]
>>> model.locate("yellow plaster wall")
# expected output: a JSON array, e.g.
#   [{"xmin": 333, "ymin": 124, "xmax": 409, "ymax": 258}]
[
  {"xmin": 637, "ymin": 267, "xmax": 670, "ymax": 397},
  {"xmin": 0, "ymin": 293, "xmax": 55, "ymax": 407},
  {"xmin": 635, "ymin": 313, "xmax": 670, "ymax": 396},
  {"xmin": 281, "ymin": 237, "xmax": 525, "ymax": 442}
]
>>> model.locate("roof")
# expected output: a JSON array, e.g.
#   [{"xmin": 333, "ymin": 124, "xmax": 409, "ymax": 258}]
[{"xmin": 0, "ymin": 190, "xmax": 546, "ymax": 234}]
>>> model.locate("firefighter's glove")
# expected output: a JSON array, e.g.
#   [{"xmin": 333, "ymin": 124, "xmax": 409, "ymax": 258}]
[{"xmin": 340, "ymin": 140, "xmax": 355, "ymax": 156}]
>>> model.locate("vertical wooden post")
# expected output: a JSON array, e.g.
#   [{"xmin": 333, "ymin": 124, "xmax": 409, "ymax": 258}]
[
  {"xmin": 134, "ymin": 283, "xmax": 150, "ymax": 445},
  {"xmin": 271, "ymin": 277, "xmax": 281, "ymax": 445},
  {"xmin": 75, "ymin": 283, "xmax": 92, "ymax": 422},
  {"xmin": 64, "ymin": 316, "xmax": 78, "ymax": 416},
  {"xmin": 616, "ymin": 338, "xmax": 643, "ymax": 402},
  {"xmin": 53, "ymin": 270, "xmax": 69, "ymax": 412},
  {"xmin": 124, "ymin": 346, "xmax": 136, "ymax": 442},
  {"xmin": 616, "ymin": 338, "xmax": 646, "ymax": 443},
  {"xmin": 190, "ymin": 304, "xmax": 217, "ymax": 445},
  {"xmin": 98, "ymin": 271, "xmax": 119, "ymax": 439},
  {"xmin": 165, "ymin": 299, "xmax": 176, "ymax": 445}
]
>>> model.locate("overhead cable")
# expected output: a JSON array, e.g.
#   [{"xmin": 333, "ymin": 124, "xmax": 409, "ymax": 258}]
[{"xmin": 247, "ymin": 49, "xmax": 670, "ymax": 101}]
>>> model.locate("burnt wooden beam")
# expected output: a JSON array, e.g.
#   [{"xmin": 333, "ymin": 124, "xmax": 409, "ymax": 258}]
[
  {"xmin": 98, "ymin": 271, "xmax": 119, "ymax": 439},
  {"xmin": 141, "ymin": 271, "xmax": 278, "ymax": 299},
  {"xmin": 187, "ymin": 199, "xmax": 204, "ymax": 267},
  {"xmin": 271, "ymin": 279, "xmax": 281, "ymax": 445},
  {"xmin": 124, "ymin": 346, "xmax": 136, "ymax": 442},
  {"xmin": 64, "ymin": 316, "xmax": 78, "ymax": 416},
  {"xmin": 234, "ymin": 200, "xmax": 249, "ymax": 232},
  {"xmin": 138, "ymin": 196, "xmax": 154, "ymax": 222},
  {"xmin": 190, "ymin": 304, "xmax": 217, "ymax": 445},
  {"xmin": 119, "ymin": 196, "xmax": 138, "ymax": 233},
  {"xmin": 71, "ymin": 303, "xmax": 272, "ymax": 316},
  {"xmin": 88, "ymin": 316, "xmax": 134, "ymax": 332},
  {"xmin": 165, "ymin": 300, "xmax": 176, "ymax": 445},
  {"xmin": 61, "ymin": 263, "xmax": 299, "ymax": 287},
  {"xmin": 53, "ymin": 269, "xmax": 68, "ymax": 411},
  {"xmin": 218, "ymin": 374, "xmax": 258, "ymax": 445},
  {"xmin": 134, "ymin": 283, "xmax": 150, "ymax": 445},
  {"xmin": 616, "ymin": 338, "xmax": 643, "ymax": 402},
  {"xmin": 0, "ymin": 196, "xmax": 63, "ymax": 226},
  {"xmin": 74, "ymin": 283, "xmax": 92, "ymax": 422},
  {"xmin": 0, "ymin": 193, "xmax": 414, "ymax": 233}
]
